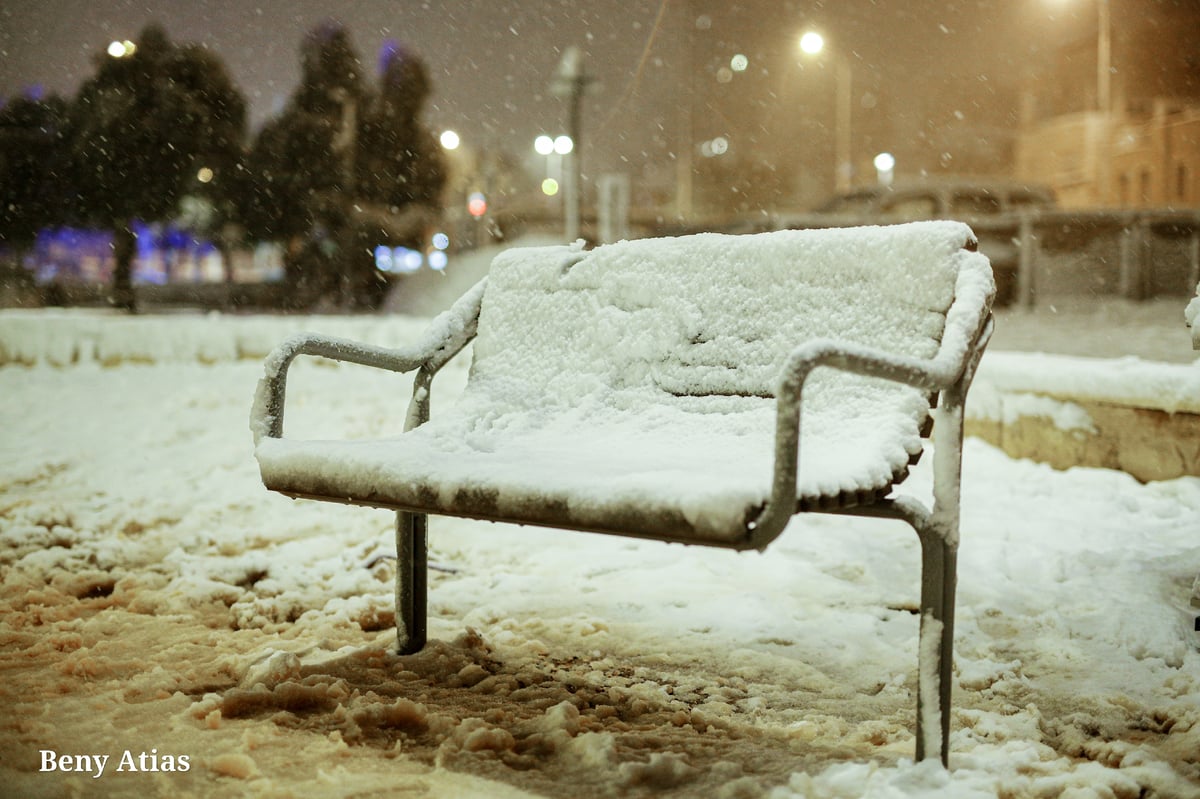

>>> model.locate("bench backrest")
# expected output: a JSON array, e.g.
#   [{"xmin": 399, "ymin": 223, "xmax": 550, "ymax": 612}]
[{"xmin": 467, "ymin": 221, "xmax": 986, "ymax": 411}]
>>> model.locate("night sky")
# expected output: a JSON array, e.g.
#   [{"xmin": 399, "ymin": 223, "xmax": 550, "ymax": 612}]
[{"xmin": 2, "ymin": 1, "xmax": 1195, "ymax": 201}]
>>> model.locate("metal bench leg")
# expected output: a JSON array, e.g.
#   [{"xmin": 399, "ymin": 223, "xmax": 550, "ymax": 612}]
[
  {"xmin": 915, "ymin": 526, "xmax": 956, "ymax": 766},
  {"xmin": 395, "ymin": 510, "xmax": 428, "ymax": 655},
  {"xmin": 912, "ymin": 361, "xmax": 975, "ymax": 766}
]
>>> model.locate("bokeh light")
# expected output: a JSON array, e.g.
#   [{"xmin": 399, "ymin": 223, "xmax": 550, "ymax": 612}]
[
  {"xmin": 467, "ymin": 191, "xmax": 487, "ymax": 217},
  {"xmin": 107, "ymin": 40, "xmax": 136, "ymax": 58},
  {"xmin": 799, "ymin": 31, "xmax": 824, "ymax": 55}
]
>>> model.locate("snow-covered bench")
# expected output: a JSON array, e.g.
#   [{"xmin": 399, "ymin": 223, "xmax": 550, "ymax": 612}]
[{"xmin": 250, "ymin": 221, "xmax": 995, "ymax": 765}]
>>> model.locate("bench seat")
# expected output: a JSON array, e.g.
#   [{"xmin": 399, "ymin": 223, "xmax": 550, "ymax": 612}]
[{"xmin": 256, "ymin": 378, "xmax": 929, "ymax": 545}]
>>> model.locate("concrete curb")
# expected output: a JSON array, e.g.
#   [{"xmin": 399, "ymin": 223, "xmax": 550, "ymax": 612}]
[{"xmin": 967, "ymin": 352, "xmax": 1200, "ymax": 481}]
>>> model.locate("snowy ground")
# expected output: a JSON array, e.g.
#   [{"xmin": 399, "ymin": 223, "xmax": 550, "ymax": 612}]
[{"xmin": 2, "ymin": 251, "xmax": 1199, "ymax": 797}]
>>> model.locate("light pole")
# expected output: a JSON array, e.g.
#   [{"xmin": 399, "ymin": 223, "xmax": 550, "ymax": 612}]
[
  {"xmin": 799, "ymin": 30, "xmax": 853, "ymax": 193},
  {"xmin": 1050, "ymin": 0, "xmax": 1113, "ymax": 204},
  {"xmin": 1096, "ymin": 0, "xmax": 1112, "ymax": 206},
  {"xmin": 1097, "ymin": 0, "xmax": 1112, "ymax": 116},
  {"xmin": 550, "ymin": 46, "xmax": 591, "ymax": 242}
]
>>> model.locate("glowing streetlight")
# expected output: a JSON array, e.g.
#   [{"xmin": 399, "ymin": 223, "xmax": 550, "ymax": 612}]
[
  {"xmin": 799, "ymin": 31, "xmax": 824, "ymax": 55},
  {"xmin": 439, "ymin": 130, "xmax": 460, "ymax": 150},
  {"xmin": 873, "ymin": 152, "xmax": 895, "ymax": 186},
  {"xmin": 534, "ymin": 135, "xmax": 569, "ymax": 200},
  {"xmin": 107, "ymin": 40, "xmax": 136, "ymax": 58},
  {"xmin": 798, "ymin": 29, "xmax": 853, "ymax": 192}
]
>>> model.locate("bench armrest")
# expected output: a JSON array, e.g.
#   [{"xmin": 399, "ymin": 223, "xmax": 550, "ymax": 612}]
[
  {"xmin": 250, "ymin": 279, "xmax": 486, "ymax": 444},
  {"xmin": 748, "ymin": 313, "xmax": 994, "ymax": 549}
]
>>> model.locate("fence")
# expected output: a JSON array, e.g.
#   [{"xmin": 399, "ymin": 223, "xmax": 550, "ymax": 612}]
[{"xmin": 976, "ymin": 209, "xmax": 1200, "ymax": 308}]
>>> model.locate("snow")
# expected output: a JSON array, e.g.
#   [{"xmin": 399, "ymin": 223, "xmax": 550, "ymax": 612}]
[
  {"xmin": 975, "ymin": 352, "xmax": 1200, "ymax": 415},
  {"xmin": 2, "ymin": 245, "xmax": 1199, "ymax": 797},
  {"xmin": 255, "ymin": 222, "xmax": 993, "ymax": 542}
]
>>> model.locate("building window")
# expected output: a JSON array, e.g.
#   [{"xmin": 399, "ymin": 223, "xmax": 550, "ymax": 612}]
[
  {"xmin": 1118, "ymin": 173, "xmax": 1131, "ymax": 206},
  {"xmin": 1177, "ymin": 163, "xmax": 1189, "ymax": 201},
  {"xmin": 1139, "ymin": 169, "xmax": 1152, "ymax": 206}
]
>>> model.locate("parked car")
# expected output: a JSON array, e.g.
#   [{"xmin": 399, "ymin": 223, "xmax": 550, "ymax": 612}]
[{"xmin": 776, "ymin": 179, "xmax": 1057, "ymax": 305}]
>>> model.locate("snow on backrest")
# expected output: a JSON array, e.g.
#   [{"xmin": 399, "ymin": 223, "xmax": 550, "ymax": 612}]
[{"xmin": 468, "ymin": 221, "xmax": 976, "ymax": 408}]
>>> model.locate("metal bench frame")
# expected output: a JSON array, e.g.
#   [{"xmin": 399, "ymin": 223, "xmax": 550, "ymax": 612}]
[{"xmin": 252, "ymin": 241, "xmax": 994, "ymax": 766}]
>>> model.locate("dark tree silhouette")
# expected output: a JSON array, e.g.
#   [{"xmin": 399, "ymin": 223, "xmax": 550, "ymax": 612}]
[
  {"xmin": 239, "ymin": 109, "xmax": 342, "ymax": 244},
  {"xmin": 238, "ymin": 25, "xmax": 445, "ymax": 310},
  {"xmin": 0, "ymin": 93, "xmax": 72, "ymax": 264},
  {"xmin": 357, "ymin": 42, "xmax": 446, "ymax": 209},
  {"xmin": 68, "ymin": 23, "xmax": 246, "ymax": 311},
  {"xmin": 294, "ymin": 21, "xmax": 367, "ymax": 116}
]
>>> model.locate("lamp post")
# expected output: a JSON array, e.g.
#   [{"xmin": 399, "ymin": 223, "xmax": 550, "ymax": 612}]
[
  {"xmin": 1096, "ymin": 0, "xmax": 1112, "ymax": 116},
  {"xmin": 799, "ymin": 30, "xmax": 853, "ymax": 193},
  {"xmin": 550, "ymin": 46, "xmax": 591, "ymax": 242},
  {"xmin": 1096, "ymin": 0, "xmax": 1112, "ymax": 206},
  {"xmin": 1050, "ymin": 0, "xmax": 1113, "ymax": 204}
]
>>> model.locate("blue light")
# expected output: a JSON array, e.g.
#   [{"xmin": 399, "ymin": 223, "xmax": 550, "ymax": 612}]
[
  {"xmin": 374, "ymin": 245, "xmax": 394, "ymax": 272},
  {"xmin": 397, "ymin": 247, "xmax": 423, "ymax": 273},
  {"xmin": 428, "ymin": 250, "xmax": 448, "ymax": 271}
]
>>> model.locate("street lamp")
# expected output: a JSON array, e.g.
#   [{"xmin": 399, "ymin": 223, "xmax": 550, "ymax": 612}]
[
  {"xmin": 107, "ymin": 40, "xmax": 136, "ymax": 58},
  {"xmin": 873, "ymin": 152, "xmax": 895, "ymax": 187},
  {"xmin": 439, "ymin": 130, "xmax": 461, "ymax": 151},
  {"xmin": 550, "ymin": 46, "xmax": 591, "ymax": 241},
  {"xmin": 534, "ymin": 134, "xmax": 572, "ymax": 198},
  {"xmin": 798, "ymin": 30, "xmax": 853, "ymax": 193}
]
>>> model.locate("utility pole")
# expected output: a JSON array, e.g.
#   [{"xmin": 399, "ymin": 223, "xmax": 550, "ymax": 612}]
[
  {"xmin": 552, "ymin": 46, "xmax": 592, "ymax": 242},
  {"xmin": 1096, "ymin": 0, "xmax": 1112, "ymax": 206},
  {"xmin": 676, "ymin": 0, "xmax": 694, "ymax": 220}
]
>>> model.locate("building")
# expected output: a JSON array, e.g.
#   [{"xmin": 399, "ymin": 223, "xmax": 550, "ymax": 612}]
[
  {"xmin": 1015, "ymin": 99, "xmax": 1200, "ymax": 209},
  {"xmin": 1013, "ymin": 1, "xmax": 1199, "ymax": 210}
]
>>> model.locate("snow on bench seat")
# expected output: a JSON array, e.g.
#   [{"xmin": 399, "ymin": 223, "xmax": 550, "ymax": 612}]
[{"xmin": 254, "ymin": 221, "xmax": 993, "ymax": 546}]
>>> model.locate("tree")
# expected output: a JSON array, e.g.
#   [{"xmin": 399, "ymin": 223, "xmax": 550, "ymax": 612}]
[
  {"xmin": 236, "ymin": 21, "xmax": 365, "ymax": 309},
  {"xmin": 68, "ymin": 23, "xmax": 246, "ymax": 311},
  {"xmin": 0, "ymin": 93, "xmax": 71, "ymax": 266},
  {"xmin": 237, "ymin": 25, "xmax": 446, "ymax": 311},
  {"xmin": 356, "ymin": 42, "xmax": 446, "ymax": 209},
  {"xmin": 238, "ymin": 108, "xmax": 342, "ymax": 244},
  {"xmin": 294, "ymin": 20, "xmax": 367, "ymax": 117}
]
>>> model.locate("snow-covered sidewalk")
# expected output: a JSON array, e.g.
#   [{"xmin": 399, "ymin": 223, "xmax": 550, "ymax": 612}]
[{"xmin": 1, "ymin": 303, "xmax": 1198, "ymax": 797}]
